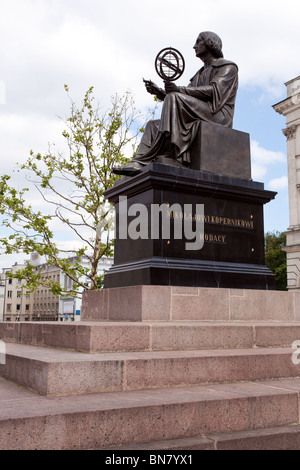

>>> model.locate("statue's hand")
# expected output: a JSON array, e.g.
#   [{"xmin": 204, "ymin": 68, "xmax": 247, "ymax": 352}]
[
  {"xmin": 143, "ymin": 79, "xmax": 160, "ymax": 95},
  {"xmin": 164, "ymin": 81, "xmax": 179, "ymax": 94}
]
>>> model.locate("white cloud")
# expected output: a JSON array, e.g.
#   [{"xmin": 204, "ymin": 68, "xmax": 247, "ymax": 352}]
[
  {"xmin": 268, "ymin": 175, "xmax": 288, "ymax": 190},
  {"xmin": 251, "ymin": 140, "xmax": 286, "ymax": 180},
  {"xmin": 1, "ymin": 0, "xmax": 300, "ymax": 113},
  {"xmin": 1, "ymin": 0, "xmax": 300, "ymax": 129},
  {"xmin": 0, "ymin": 252, "xmax": 26, "ymax": 270}
]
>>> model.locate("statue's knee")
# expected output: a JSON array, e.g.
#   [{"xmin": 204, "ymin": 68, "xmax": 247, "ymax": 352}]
[
  {"xmin": 144, "ymin": 119, "xmax": 160, "ymax": 132},
  {"xmin": 145, "ymin": 119, "xmax": 157, "ymax": 126},
  {"xmin": 165, "ymin": 92, "xmax": 180, "ymax": 103}
]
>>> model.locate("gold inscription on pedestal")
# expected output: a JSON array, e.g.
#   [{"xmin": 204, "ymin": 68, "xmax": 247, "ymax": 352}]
[
  {"xmin": 168, "ymin": 210, "xmax": 254, "ymax": 245},
  {"xmin": 169, "ymin": 211, "xmax": 254, "ymax": 229},
  {"xmin": 200, "ymin": 233, "xmax": 226, "ymax": 244}
]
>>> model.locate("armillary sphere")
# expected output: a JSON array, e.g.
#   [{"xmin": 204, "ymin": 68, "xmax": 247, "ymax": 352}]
[{"xmin": 155, "ymin": 47, "xmax": 185, "ymax": 82}]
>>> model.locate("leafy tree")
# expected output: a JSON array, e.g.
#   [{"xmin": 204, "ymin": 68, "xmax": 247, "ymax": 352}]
[
  {"xmin": 0, "ymin": 86, "xmax": 151, "ymax": 297},
  {"xmin": 265, "ymin": 231, "xmax": 287, "ymax": 290}
]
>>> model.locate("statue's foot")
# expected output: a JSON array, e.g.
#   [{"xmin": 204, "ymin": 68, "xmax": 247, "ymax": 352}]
[{"xmin": 112, "ymin": 162, "xmax": 143, "ymax": 176}]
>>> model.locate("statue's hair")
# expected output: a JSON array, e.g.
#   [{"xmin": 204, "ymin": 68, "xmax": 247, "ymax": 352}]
[{"xmin": 200, "ymin": 31, "xmax": 223, "ymax": 58}]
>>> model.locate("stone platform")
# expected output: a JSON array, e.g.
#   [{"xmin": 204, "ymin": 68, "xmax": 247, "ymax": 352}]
[{"xmin": 1, "ymin": 287, "xmax": 300, "ymax": 449}]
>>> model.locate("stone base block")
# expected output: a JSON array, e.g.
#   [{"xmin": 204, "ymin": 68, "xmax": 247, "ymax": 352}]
[
  {"xmin": 189, "ymin": 121, "xmax": 251, "ymax": 180},
  {"xmin": 81, "ymin": 286, "xmax": 300, "ymax": 322}
]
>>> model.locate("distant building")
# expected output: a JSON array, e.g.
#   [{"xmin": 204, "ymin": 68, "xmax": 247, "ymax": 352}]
[
  {"xmin": 0, "ymin": 273, "xmax": 5, "ymax": 322},
  {"xmin": 31, "ymin": 259, "xmax": 61, "ymax": 322},
  {"xmin": 2, "ymin": 263, "xmax": 33, "ymax": 322},
  {"xmin": 1, "ymin": 254, "xmax": 113, "ymax": 322}
]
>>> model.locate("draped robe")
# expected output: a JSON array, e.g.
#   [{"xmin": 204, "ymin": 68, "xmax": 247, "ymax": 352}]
[{"xmin": 133, "ymin": 58, "xmax": 238, "ymax": 165}]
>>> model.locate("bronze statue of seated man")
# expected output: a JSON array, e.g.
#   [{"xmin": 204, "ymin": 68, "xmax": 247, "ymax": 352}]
[{"xmin": 113, "ymin": 31, "xmax": 238, "ymax": 176}]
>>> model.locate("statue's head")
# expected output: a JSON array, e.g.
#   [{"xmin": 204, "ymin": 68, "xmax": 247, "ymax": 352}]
[{"xmin": 198, "ymin": 31, "xmax": 223, "ymax": 58}]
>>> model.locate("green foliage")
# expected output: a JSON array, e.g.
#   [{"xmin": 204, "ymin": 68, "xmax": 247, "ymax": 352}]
[
  {"xmin": 0, "ymin": 86, "xmax": 146, "ymax": 296},
  {"xmin": 265, "ymin": 231, "xmax": 287, "ymax": 291}
]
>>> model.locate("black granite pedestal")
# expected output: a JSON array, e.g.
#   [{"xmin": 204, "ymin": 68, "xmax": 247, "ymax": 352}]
[{"xmin": 104, "ymin": 163, "xmax": 277, "ymax": 290}]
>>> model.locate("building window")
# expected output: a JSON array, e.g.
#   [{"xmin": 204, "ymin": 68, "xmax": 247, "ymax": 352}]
[
  {"xmin": 25, "ymin": 304, "xmax": 30, "ymax": 311},
  {"xmin": 6, "ymin": 304, "xmax": 11, "ymax": 312},
  {"xmin": 16, "ymin": 304, "xmax": 21, "ymax": 311},
  {"xmin": 17, "ymin": 291, "xmax": 21, "ymax": 298},
  {"xmin": 7, "ymin": 291, "xmax": 12, "ymax": 298},
  {"xmin": 8, "ymin": 278, "xmax": 12, "ymax": 285}
]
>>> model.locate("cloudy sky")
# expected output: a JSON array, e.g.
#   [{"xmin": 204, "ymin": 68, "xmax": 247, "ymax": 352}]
[{"xmin": 0, "ymin": 0, "xmax": 299, "ymax": 267}]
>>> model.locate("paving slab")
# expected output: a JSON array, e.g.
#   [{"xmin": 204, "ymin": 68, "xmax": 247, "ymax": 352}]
[
  {"xmin": 112, "ymin": 425, "xmax": 300, "ymax": 450},
  {"xmin": 211, "ymin": 424, "xmax": 300, "ymax": 450}
]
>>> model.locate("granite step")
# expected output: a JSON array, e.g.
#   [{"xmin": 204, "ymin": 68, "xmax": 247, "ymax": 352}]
[
  {"xmin": 1, "ymin": 321, "xmax": 300, "ymax": 353},
  {"xmin": 0, "ymin": 376, "xmax": 300, "ymax": 450},
  {"xmin": 1, "ymin": 343, "xmax": 300, "ymax": 396}
]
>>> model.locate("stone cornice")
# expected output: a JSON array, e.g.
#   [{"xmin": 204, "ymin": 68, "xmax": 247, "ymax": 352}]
[
  {"xmin": 282, "ymin": 244, "xmax": 300, "ymax": 253},
  {"xmin": 273, "ymin": 95, "xmax": 300, "ymax": 116}
]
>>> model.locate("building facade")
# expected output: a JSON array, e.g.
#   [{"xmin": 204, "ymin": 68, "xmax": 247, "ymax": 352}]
[
  {"xmin": 31, "ymin": 261, "xmax": 61, "ymax": 321},
  {"xmin": 273, "ymin": 76, "xmax": 300, "ymax": 290}
]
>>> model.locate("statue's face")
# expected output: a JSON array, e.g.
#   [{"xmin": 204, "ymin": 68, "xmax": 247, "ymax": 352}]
[{"xmin": 193, "ymin": 34, "xmax": 207, "ymax": 58}]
